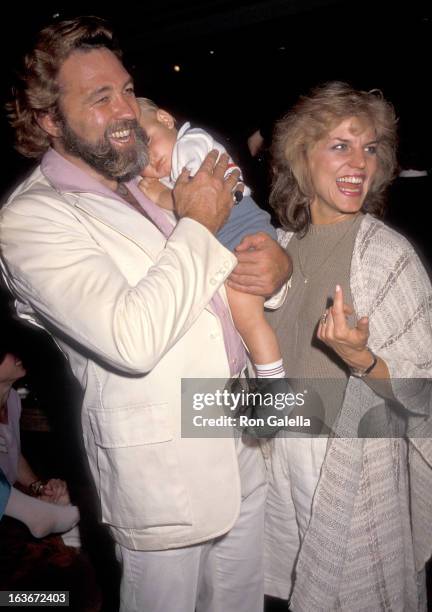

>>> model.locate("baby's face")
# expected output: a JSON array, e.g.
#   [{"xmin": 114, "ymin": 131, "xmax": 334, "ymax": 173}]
[{"xmin": 139, "ymin": 111, "xmax": 178, "ymax": 179}]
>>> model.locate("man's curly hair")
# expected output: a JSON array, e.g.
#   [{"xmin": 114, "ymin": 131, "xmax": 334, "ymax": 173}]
[{"xmin": 7, "ymin": 16, "xmax": 122, "ymax": 159}]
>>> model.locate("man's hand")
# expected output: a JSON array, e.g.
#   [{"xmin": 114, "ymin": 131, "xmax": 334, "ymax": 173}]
[
  {"xmin": 227, "ymin": 232, "xmax": 293, "ymax": 297},
  {"xmin": 173, "ymin": 150, "xmax": 240, "ymax": 234}
]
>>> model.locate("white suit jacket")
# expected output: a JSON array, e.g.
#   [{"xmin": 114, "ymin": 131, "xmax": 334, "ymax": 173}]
[{"xmin": 0, "ymin": 155, "xmax": 265, "ymax": 550}]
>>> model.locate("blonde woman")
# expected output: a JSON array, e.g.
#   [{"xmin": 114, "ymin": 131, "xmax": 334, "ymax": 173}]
[{"xmin": 265, "ymin": 82, "xmax": 432, "ymax": 610}]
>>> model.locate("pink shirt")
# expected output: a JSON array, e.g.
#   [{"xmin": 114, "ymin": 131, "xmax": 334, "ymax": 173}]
[{"xmin": 41, "ymin": 148, "xmax": 246, "ymax": 376}]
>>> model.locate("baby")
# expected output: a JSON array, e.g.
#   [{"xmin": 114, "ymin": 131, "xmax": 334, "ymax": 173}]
[{"xmin": 137, "ymin": 98, "xmax": 286, "ymax": 381}]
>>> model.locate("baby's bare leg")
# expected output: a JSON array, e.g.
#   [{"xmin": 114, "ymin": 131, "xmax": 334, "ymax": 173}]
[
  {"xmin": 227, "ymin": 286, "xmax": 294, "ymax": 438},
  {"xmin": 226, "ymin": 285, "xmax": 284, "ymax": 373}
]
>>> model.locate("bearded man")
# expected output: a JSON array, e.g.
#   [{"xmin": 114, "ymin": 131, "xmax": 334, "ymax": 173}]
[{"xmin": 0, "ymin": 16, "xmax": 291, "ymax": 612}]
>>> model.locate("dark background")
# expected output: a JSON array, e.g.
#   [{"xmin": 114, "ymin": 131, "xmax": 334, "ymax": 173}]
[{"xmin": 1, "ymin": 0, "xmax": 431, "ymax": 199}]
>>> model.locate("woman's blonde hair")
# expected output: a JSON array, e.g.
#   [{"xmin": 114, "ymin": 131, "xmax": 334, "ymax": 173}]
[{"xmin": 270, "ymin": 81, "xmax": 398, "ymax": 233}]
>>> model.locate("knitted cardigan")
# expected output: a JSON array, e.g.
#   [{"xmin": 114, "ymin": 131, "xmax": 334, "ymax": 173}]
[{"xmin": 277, "ymin": 214, "xmax": 432, "ymax": 611}]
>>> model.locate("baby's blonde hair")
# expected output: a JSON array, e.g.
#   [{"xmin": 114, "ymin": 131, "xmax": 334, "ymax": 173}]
[{"xmin": 137, "ymin": 97, "xmax": 159, "ymax": 116}]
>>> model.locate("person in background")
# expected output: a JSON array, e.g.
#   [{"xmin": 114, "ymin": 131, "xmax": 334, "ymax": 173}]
[
  {"xmin": 0, "ymin": 338, "xmax": 79, "ymax": 538},
  {"xmin": 265, "ymin": 81, "xmax": 432, "ymax": 610},
  {"xmin": 0, "ymin": 467, "xmax": 10, "ymax": 519},
  {"xmin": 385, "ymin": 119, "xmax": 432, "ymax": 273}
]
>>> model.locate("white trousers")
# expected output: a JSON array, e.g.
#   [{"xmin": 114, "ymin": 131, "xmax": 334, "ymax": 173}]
[
  {"xmin": 264, "ymin": 437, "xmax": 327, "ymax": 600},
  {"xmin": 116, "ymin": 482, "xmax": 266, "ymax": 612}
]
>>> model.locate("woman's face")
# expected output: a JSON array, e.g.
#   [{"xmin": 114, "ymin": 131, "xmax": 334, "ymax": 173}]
[{"xmin": 307, "ymin": 116, "xmax": 378, "ymax": 224}]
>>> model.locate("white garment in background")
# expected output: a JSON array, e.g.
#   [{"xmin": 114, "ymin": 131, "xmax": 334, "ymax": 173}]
[{"xmin": 264, "ymin": 437, "xmax": 327, "ymax": 599}]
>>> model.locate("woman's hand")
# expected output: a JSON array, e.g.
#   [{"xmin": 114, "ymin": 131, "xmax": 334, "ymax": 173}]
[
  {"xmin": 317, "ymin": 284, "xmax": 372, "ymax": 370},
  {"xmin": 39, "ymin": 478, "xmax": 70, "ymax": 505}
]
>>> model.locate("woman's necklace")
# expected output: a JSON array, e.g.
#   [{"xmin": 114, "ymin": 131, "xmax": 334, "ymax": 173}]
[{"xmin": 297, "ymin": 215, "xmax": 359, "ymax": 285}]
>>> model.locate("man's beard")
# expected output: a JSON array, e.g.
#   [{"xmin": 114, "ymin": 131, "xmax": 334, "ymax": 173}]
[{"xmin": 58, "ymin": 115, "xmax": 149, "ymax": 183}]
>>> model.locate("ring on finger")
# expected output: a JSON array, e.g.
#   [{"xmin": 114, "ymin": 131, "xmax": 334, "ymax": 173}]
[{"xmin": 321, "ymin": 312, "xmax": 328, "ymax": 325}]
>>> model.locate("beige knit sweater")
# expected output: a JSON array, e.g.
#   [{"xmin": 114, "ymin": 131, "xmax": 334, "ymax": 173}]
[{"xmin": 277, "ymin": 214, "xmax": 432, "ymax": 611}]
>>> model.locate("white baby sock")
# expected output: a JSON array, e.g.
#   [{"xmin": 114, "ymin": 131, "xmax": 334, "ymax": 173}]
[{"xmin": 255, "ymin": 359, "xmax": 286, "ymax": 378}]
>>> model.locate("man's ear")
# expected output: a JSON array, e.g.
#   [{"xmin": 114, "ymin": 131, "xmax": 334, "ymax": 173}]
[
  {"xmin": 35, "ymin": 110, "xmax": 63, "ymax": 138},
  {"xmin": 156, "ymin": 109, "xmax": 175, "ymax": 130}
]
